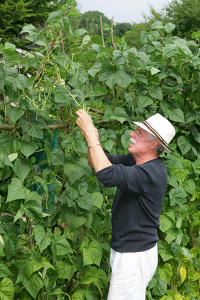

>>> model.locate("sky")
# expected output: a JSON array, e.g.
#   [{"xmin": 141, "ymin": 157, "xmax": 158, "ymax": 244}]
[{"xmin": 77, "ymin": 0, "xmax": 172, "ymax": 24}]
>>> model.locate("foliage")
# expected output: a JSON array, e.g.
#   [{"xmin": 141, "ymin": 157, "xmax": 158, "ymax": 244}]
[
  {"xmin": 76, "ymin": 10, "xmax": 110, "ymax": 36},
  {"xmin": 0, "ymin": 2, "xmax": 200, "ymax": 300},
  {"xmin": 0, "ymin": 0, "xmax": 68, "ymax": 46},
  {"xmin": 124, "ymin": 22, "xmax": 150, "ymax": 48},
  {"xmin": 165, "ymin": 0, "xmax": 200, "ymax": 39},
  {"xmin": 113, "ymin": 22, "xmax": 132, "ymax": 38}
]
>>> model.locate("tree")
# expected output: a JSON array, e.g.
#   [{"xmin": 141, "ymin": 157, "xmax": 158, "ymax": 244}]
[
  {"xmin": 0, "ymin": 0, "xmax": 67, "ymax": 45},
  {"xmin": 165, "ymin": 0, "xmax": 200, "ymax": 39},
  {"xmin": 114, "ymin": 22, "xmax": 132, "ymax": 38},
  {"xmin": 78, "ymin": 10, "xmax": 110, "ymax": 35}
]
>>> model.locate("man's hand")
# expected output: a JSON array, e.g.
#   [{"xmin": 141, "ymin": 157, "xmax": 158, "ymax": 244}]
[{"xmin": 76, "ymin": 109, "xmax": 99, "ymax": 145}]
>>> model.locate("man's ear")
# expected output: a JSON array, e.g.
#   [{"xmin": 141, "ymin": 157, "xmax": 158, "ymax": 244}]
[{"xmin": 150, "ymin": 139, "xmax": 160, "ymax": 150}]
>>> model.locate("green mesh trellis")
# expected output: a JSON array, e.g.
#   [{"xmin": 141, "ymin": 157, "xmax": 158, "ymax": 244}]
[{"xmin": 29, "ymin": 130, "xmax": 58, "ymax": 213}]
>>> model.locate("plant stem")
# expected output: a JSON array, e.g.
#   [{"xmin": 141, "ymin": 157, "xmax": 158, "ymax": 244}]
[{"xmin": 100, "ymin": 15, "xmax": 105, "ymax": 47}]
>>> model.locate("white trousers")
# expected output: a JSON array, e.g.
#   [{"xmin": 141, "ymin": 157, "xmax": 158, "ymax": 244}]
[{"xmin": 107, "ymin": 244, "xmax": 158, "ymax": 300}]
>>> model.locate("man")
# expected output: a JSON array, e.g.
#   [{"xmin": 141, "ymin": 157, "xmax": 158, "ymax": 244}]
[{"xmin": 76, "ymin": 109, "xmax": 175, "ymax": 300}]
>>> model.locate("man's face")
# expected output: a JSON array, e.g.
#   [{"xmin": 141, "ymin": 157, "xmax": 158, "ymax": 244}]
[{"xmin": 128, "ymin": 126, "xmax": 155, "ymax": 156}]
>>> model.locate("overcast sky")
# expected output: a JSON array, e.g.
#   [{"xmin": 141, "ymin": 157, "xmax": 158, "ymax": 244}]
[{"xmin": 77, "ymin": 0, "xmax": 172, "ymax": 23}]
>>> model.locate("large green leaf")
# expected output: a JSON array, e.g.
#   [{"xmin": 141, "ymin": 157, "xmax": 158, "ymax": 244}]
[
  {"xmin": 64, "ymin": 163, "xmax": 85, "ymax": 184},
  {"xmin": 0, "ymin": 264, "xmax": 13, "ymax": 278},
  {"xmin": 51, "ymin": 235, "xmax": 72, "ymax": 256},
  {"xmin": 14, "ymin": 158, "xmax": 31, "ymax": 182},
  {"xmin": 55, "ymin": 261, "xmax": 77, "ymax": 281},
  {"xmin": 159, "ymin": 215, "xmax": 173, "ymax": 233},
  {"xmin": 7, "ymin": 108, "xmax": 25, "ymax": 124},
  {"xmin": 23, "ymin": 273, "xmax": 43, "ymax": 299},
  {"xmin": 88, "ymin": 63, "xmax": 102, "ymax": 77},
  {"xmin": 54, "ymin": 85, "xmax": 70, "ymax": 104},
  {"xmin": 0, "ymin": 278, "xmax": 14, "ymax": 300},
  {"xmin": 105, "ymin": 71, "xmax": 131, "ymax": 89},
  {"xmin": 24, "ymin": 191, "xmax": 43, "ymax": 220},
  {"xmin": 81, "ymin": 267, "xmax": 107, "ymax": 289},
  {"xmin": 169, "ymin": 187, "xmax": 187, "ymax": 206},
  {"xmin": 177, "ymin": 136, "xmax": 191, "ymax": 155},
  {"xmin": 61, "ymin": 210, "xmax": 86, "ymax": 228},
  {"xmin": 51, "ymin": 149, "xmax": 65, "ymax": 165},
  {"xmin": 149, "ymin": 86, "xmax": 163, "ymax": 100},
  {"xmin": 34, "ymin": 225, "xmax": 51, "ymax": 253},
  {"xmin": 7, "ymin": 178, "xmax": 26, "ymax": 202},
  {"xmin": 20, "ymin": 141, "xmax": 38, "ymax": 158},
  {"xmin": 83, "ymin": 240, "xmax": 102, "ymax": 266},
  {"xmin": 137, "ymin": 95, "xmax": 153, "ymax": 108}
]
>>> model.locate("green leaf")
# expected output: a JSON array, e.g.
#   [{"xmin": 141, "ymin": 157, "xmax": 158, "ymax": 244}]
[
  {"xmin": 159, "ymin": 215, "xmax": 173, "ymax": 233},
  {"xmin": 169, "ymin": 108, "xmax": 185, "ymax": 123},
  {"xmin": 61, "ymin": 210, "xmax": 86, "ymax": 228},
  {"xmin": 177, "ymin": 136, "xmax": 191, "ymax": 155},
  {"xmin": 81, "ymin": 266, "xmax": 107, "ymax": 289},
  {"xmin": 46, "ymin": 11, "xmax": 62, "ymax": 24},
  {"xmin": 7, "ymin": 108, "xmax": 25, "ymax": 124},
  {"xmin": 24, "ymin": 191, "xmax": 43, "ymax": 220},
  {"xmin": 20, "ymin": 24, "xmax": 37, "ymax": 34},
  {"xmin": 148, "ymin": 31, "xmax": 160, "ymax": 42},
  {"xmin": 52, "ymin": 235, "xmax": 72, "ymax": 256},
  {"xmin": 14, "ymin": 158, "xmax": 31, "ymax": 182},
  {"xmin": 54, "ymin": 85, "xmax": 70, "ymax": 104},
  {"xmin": 83, "ymin": 240, "xmax": 102, "ymax": 266},
  {"xmin": 152, "ymin": 279, "xmax": 167, "ymax": 296},
  {"xmin": 151, "ymin": 21, "xmax": 163, "ymax": 30},
  {"xmin": 165, "ymin": 228, "xmax": 178, "ymax": 243},
  {"xmin": 93, "ymin": 84, "xmax": 107, "ymax": 96},
  {"xmin": 88, "ymin": 63, "xmax": 102, "ymax": 77},
  {"xmin": 169, "ymin": 187, "xmax": 187, "ymax": 207},
  {"xmin": 0, "ymin": 278, "xmax": 14, "ymax": 300},
  {"xmin": 51, "ymin": 149, "xmax": 65, "ymax": 165},
  {"xmin": 150, "ymin": 67, "xmax": 160, "ymax": 75},
  {"xmin": 81, "ymin": 35, "xmax": 91, "ymax": 47},
  {"xmin": 158, "ymin": 241, "xmax": 173, "ymax": 262},
  {"xmin": 23, "ymin": 273, "xmax": 43, "ymax": 299},
  {"xmin": 27, "ymin": 126, "xmax": 43, "ymax": 139},
  {"xmin": 64, "ymin": 163, "xmax": 85, "ymax": 184},
  {"xmin": 106, "ymin": 71, "xmax": 131, "ymax": 89},
  {"xmin": 8, "ymin": 153, "xmax": 18, "ymax": 162},
  {"xmin": 103, "ymin": 140, "xmax": 114, "ymax": 152},
  {"xmin": 77, "ymin": 192, "xmax": 103, "ymax": 211},
  {"xmin": 72, "ymin": 289, "xmax": 85, "ymax": 300},
  {"xmin": 91, "ymin": 192, "xmax": 104, "ymax": 209},
  {"xmin": 74, "ymin": 29, "xmax": 87, "ymax": 38},
  {"xmin": 21, "ymin": 141, "xmax": 38, "ymax": 158},
  {"xmin": 159, "ymin": 263, "xmax": 173, "ymax": 285},
  {"xmin": 0, "ymin": 264, "xmax": 12, "ymax": 278},
  {"xmin": 164, "ymin": 23, "xmax": 175, "ymax": 34},
  {"xmin": 7, "ymin": 178, "xmax": 26, "ymax": 202},
  {"xmin": 34, "ymin": 225, "xmax": 51, "ymax": 253},
  {"xmin": 183, "ymin": 179, "xmax": 195, "ymax": 195},
  {"xmin": 149, "ymin": 86, "xmax": 163, "ymax": 100},
  {"xmin": 55, "ymin": 261, "xmax": 77, "ymax": 281},
  {"xmin": 137, "ymin": 95, "xmax": 153, "ymax": 108}
]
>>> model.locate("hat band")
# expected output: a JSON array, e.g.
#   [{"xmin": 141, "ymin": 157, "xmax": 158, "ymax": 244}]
[{"xmin": 143, "ymin": 120, "xmax": 172, "ymax": 152}]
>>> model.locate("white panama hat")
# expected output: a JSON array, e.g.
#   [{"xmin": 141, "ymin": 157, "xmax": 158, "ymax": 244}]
[{"xmin": 132, "ymin": 113, "xmax": 176, "ymax": 153}]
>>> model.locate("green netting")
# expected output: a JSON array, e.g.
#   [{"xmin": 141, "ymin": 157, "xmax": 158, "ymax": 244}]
[{"xmin": 29, "ymin": 130, "xmax": 58, "ymax": 212}]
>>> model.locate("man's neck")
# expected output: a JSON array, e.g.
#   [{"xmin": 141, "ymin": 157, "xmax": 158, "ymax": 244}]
[{"xmin": 134, "ymin": 154, "xmax": 158, "ymax": 165}]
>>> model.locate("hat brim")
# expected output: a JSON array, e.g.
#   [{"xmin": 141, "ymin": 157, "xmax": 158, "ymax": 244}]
[{"xmin": 132, "ymin": 121, "xmax": 173, "ymax": 153}]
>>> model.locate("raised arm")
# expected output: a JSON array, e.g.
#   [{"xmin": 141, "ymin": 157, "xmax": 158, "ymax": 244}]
[{"xmin": 76, "ymin": 109, "xmax": 112, "ymax": 173}]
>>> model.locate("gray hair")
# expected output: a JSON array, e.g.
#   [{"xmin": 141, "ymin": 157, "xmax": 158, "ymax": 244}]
[{"xmin": 148, "ymin": 133, "xmax": 165, "ymax": 156}]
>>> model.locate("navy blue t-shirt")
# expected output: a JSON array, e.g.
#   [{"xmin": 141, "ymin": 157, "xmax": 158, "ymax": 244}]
[{"xmin": 96, "ymin": 153, "xmax": 167, "ymax": 252}]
